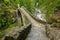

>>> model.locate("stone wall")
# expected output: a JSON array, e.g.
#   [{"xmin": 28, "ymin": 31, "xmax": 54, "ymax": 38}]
[
  {"xmin": 46, "ymin": 24, "xmax": 60, "ymax": 40},
  {"xmin": 3, "ymin": 23, "xmax": 32, "ymax": 40}
]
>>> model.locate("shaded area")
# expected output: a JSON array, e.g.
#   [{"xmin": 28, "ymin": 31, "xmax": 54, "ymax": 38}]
[
  {"xmin": 4, "ymin": 36, "xmax": 16, "ymax": 40},
  {"xmin": 17, "ymin": 24, "xmax": 31, "ymax": 40},
  {"xmin": 4, "ymin": 24, "xmax": 32, "ymax": 40}
]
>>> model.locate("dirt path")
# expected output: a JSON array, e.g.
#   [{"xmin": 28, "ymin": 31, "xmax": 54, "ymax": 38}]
[{"xmin": 20, "ymin": 7, "xmax": 50, "ymax": 40}]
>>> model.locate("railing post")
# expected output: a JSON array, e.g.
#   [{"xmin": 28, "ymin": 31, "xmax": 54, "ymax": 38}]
[{"xmin": 17, "ymin": 8, "xmax": 23, "ymax": 26}]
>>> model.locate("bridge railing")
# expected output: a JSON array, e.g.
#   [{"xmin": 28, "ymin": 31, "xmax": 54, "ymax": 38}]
[
  {"xmin": 19, "ymin": 6, "xmax": 47, "ymax": 24},
  {"xmin": 2, "ymin": 23, "xmax": 32, "ymax": 40},
  {"xmin": 19, "ymin": 6, "xmax": 60, "ymax": 40}
]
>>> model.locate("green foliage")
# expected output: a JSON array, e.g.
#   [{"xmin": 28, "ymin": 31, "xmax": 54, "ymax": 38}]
[
  {"xmin": 0, "ymin": 23, "xmax": 18, "ymax": 37},
  {"xmin": 0, "ymin": 0, "xmax": 17, "ymax": 30},
  {"xmin": 47, "ymin": 15, "xmax": 60, "ymax": 28},
  {"xmin": 19, "ymin": 0, "xmax": 35, "ymax": 13},
  {"xmin": 0, "ymin": 31, "xmax": 5, "ymax": 37},
  {"xmin": 0, "ymin": 0, "xmax": 60, "ymax": 37},
  {"xmin": 36, "ymin": 0, "xmax": 60, "ymax": 25},
  {"xmin": 38, "ymin": 0, "xmax": 60, "ymax": 15},
  {"xmin": 15, "ymin": 0, "xmax": 60, "ymax": 15}
]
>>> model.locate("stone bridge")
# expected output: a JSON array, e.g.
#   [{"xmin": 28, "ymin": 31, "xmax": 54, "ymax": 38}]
[{"xmin": 2, "ymin": 7, "xmax": 50, "ymax": 40}]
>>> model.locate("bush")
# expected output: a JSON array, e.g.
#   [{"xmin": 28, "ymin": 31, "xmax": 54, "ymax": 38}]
[{"xmin": 0, "ymin": 1, "xmax": 17, "ymax": 30}]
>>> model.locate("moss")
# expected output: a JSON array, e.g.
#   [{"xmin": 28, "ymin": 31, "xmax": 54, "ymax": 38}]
[{"xmin": 0, "ymin": 23, "xmax": 21, "ymax": 38}]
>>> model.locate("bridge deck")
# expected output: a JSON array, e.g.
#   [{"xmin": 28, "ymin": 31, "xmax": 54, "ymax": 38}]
[
  {"xmin": 20, "ymin": 7, "xmax": 50, "ymax": 40},
  {"xmin": 26, "ymin": 23, "xmax": 49, "ymax": 40}
]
